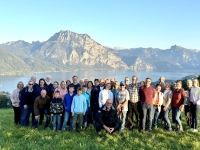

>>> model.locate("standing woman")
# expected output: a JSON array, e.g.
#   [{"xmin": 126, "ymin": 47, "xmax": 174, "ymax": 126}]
[
  {"xmin": 86, "ymin": 81, "xmax": 94, "ymax": 97},
  {"xmin": 172, "ymin": 81, "xmax": 186, "ymax": 132},
  {"xmin": 56, "ymin": 81, "xmax": 68, "ymax": 101},
  {"xmin": 163, "ymin": 83, "xmax": 173, "ymax": 131},
  {"xmin": 66, "ymin": 80, "xmax": 71, "ymax": 89},
  {"xmin": 10, "ymin": 81, "xmax": 24, "ymax": 125},
  {"xmin": 112, "ymin": 81, "xmax": 120, "ymax": 107},
  {"xmin": 86, "ymin": 81, "xmax": 94, "ymax": 124},
  {"xmin": 189, "ymin": 78, "xmax": 200, "ymax": 132},
  {"xmin": 152, "ymin": 84, "xmax": 163, "ymax": 128}
]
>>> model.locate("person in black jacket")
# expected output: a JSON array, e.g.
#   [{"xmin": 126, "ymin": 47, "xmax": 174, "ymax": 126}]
[
  {"xmin": 91, "ymin": 79, "xmax": 101, "ymax": 121},
  {"xmin": 50, "ymin": 91, "xmax": 64, "ymax": 131},
  {"xmin": 20, "ymin": 80, "xmax": 34, "ymax": 126},
  {"xmin": 95, "ymin": 99, "xmax": 120, "ymax": 137}
]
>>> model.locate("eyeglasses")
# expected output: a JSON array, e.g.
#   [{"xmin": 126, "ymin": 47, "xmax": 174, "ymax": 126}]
[
  {"xmin": 106, "ymin": 102, "xmax": 112, "ymax": 104},
  {"xmin": 29, "ymin": 84, "xmax": 33, "ymax": 85}
]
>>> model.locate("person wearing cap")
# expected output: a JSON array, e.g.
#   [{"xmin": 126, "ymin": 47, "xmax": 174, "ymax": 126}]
[
  {"xmin": 139, "ymin": 77, "xmax": 155, "ymax": 132},
  {"xmin": 127, "ymin": 75, "xmax": 141, "ymax": 130},
  {"xmin": 98, "ymin": 83, "xmax": 113, "ymax": 108},
  {"xmin": 116, "ymin": 81, "xmax": 130, "ymax": 130}
]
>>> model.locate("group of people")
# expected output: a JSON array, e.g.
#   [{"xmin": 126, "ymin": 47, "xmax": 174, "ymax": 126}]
[{"xmin": 10, "ymin": 75, "xmax": 200, "ymax": 137}]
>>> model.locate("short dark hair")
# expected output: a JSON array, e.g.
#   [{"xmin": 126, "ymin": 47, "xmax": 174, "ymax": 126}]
[
  {"xmin": 82, "ymin": 85, "xmax": 87, "ymax": 88},
  {"xmin": 156, "ymin": 84, "xmax": 161, "ymax": 88},
  {"xmin": 146, "ymin": 77, "xmax": 152, "ymax": 81},
  {"xmin": 72, "ymin": 76, "xmax": 78, "ymax": 79},
  {"xmin": 69, "ymin": 85, "xmax": 74, "ymax": 89},
  {"xmin": 77, "ymin": 87, "xmax": 82, "ymax": 91},
  {"xmin": 54, "ymin": 90, "xmax": 60, "ymax": 94},
  {"xmin": 54, "ymin": 81, "xmax": 59, "ymax": 85}
]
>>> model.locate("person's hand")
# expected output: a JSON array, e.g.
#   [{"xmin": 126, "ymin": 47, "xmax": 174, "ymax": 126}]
[
  {"xmin": 104, "ymin": 126, "xmax": 111, "ymax": 133},
  {"xmin": 163, "ymin": 107, "xmax": 167, "ymax": 111},
  {"xmin": 24, "ymin": 105, "xmax": 27, "ymax": 109},
  {"xmin": 72, "ymin": 113, "xmax": 74, "ymax": 116},
  {"xmin": 83, "ymin": 112, "xmax": 85, "ymax": 116},
  {"xmin": 60, "ymin": 114, "xmax": 62, "ymax": 116},
  {"xmin": 109, "ymin": 128, "xmax": 114, "ymax": 133},
  {"xmin": 51, "ymin": 114, "xmax": 53, "ymax": 117},
  {"xmin": 179, "ymin": 105, "xmax": 184, "ymax": 112},
  {"xmin": 13, "ymin": 102, "xmax": 17, "ymax": 104},
  {"xmin": 35, "ymin": 115, "xmax": 39, "ymax": 119}
]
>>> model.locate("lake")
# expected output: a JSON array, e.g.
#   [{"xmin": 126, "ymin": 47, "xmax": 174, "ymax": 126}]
[{"xmin": 0, "ymin": 70, "xmax": 199, "ymax": 93}]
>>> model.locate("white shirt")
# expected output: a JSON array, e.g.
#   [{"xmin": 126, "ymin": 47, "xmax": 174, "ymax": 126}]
[{"xmin": 98, "ymin": 89, "xmax": 113, "ymax": 108}]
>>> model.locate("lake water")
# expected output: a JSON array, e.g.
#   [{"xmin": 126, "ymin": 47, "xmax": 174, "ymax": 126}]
[{"xmin": 0, "ymin": 70, "xmax": 199, "ymax": 93}]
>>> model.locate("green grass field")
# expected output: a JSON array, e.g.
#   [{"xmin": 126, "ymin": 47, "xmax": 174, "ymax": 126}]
[{"xmin": 0, "ymin": 109, "xmax": 200, "ymax": 150}]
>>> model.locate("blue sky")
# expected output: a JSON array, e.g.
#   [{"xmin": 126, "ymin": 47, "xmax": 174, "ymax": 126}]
[{"xmin": 0, "ymin": 0, "xmax": 200, "ymax": 49}]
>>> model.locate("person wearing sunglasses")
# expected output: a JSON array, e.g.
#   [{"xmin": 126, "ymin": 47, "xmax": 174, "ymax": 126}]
[{"xmin": 20, "ymin": 80, "xmax": 35, "ymax": 127}]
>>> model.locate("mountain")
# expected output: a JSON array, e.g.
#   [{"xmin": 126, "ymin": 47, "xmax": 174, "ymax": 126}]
[{"xmin": 0, "ymin": 30, "xmax": 200, "ymax": 75}]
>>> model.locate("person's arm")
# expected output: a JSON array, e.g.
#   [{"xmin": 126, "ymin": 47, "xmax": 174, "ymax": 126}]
[
  {"xmin": 83, "ymin": 97, "xmax": 87, "ymax": 115},
  {"xmin": 182, "ymin": 90, "xmax": 187, "ymax": 105},
  {"xmin": 71, "ymin": 97, "xmax": 75, "ymax": 115},
  {"xmin": 164, "ymin": 91, "xmax": 172, "ymax": 109},
  {"xmin": 88, "ymin": 95, "xmax": 91, "ymax": 108},
  {"xmin": 98, "ymin": 91, "xmax": 102, "ymax": 108},
  {"xmin": 63, "ymin": 95, "xmax": 67, "ymax": 110},
  {"xmin": 10, "ymin": 90, "xmax": 16, "ymax": 104}
]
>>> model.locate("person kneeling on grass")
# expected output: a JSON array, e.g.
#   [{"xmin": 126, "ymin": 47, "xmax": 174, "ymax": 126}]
[
  {"xmin": 95, "ymin": 99, "xmax": 120, "ymax": 137},
  {"xmin": 50, "ymin": 90, "xmax": 64, "ymax": 131},
  {"xmin": 33, "ymin": 90, "xmax": 51, "ymax": 129},
  {"xmin": 71, "ymin": 87, "xmax": 87, "ymax": 132}
]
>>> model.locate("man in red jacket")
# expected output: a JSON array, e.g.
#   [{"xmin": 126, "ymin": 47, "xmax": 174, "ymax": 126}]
[{"xmin": 139, "ymin": 77, "xmax": 155, "ymax": 132}]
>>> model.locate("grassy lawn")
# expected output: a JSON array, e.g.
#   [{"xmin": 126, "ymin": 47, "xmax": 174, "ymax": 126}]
[{"xmin": 0, "ymin": 109, "xmax": 200, "ymax": 150}]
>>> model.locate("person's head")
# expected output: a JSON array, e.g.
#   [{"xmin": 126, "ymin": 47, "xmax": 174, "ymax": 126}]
[
  {"xmin": 27, "ymin": 80, "xmax": 34, "ymax": 89},
  {"xmin": 173, "ymin": 83, "xmax": 177, "ymax": 90},
  {"xmin": 105, "ymin": 79, "xmax": 110, "ymax": 84},
  {"xmin": 140, "ymin": 81, "xmax": 145, "ymax": 87},
  {"xmin": 165, "ymin": 82, "xmax": 171, "ymax": 90},
  {"xmin": 60, "ymin": 81, "xmax": 66, "ymax": 89},
  {"xmin": 77, "ymin": 87, "xmax": 82, "ymax": 95},
  {"xmin": 120, "ymin": 81, "xmax": 126, "ymax": 91},
  {"xmin": 68, "ymin": 85, "xmax": 74, "ymax": 93},
  {"xmin": 132, "ymin": 75, "xmax": 138, "ymax": 85},
  {"xmin": 39, "ymin": 78, "xmax": 46, "ymax": 87},
  {"xmin": 40, "ymin": 89, "xmax": 47, "ymax": 98},
  {"xmin": 94, "ymin": 79, "xmax": 99, "ymax": 86},
  {"xmin": 125, "ymin": 77, "xmax": 130, "ymax": 85},
  {"xmin": 84, "ymin": 79, "xmax": 88, "ymax": 85},
  {"xmin": 87, "ymin": 81, "xmax": 93, "ymax": 89},
  {"xmin": 31, "ymin": 76, "xmax": 36, "ymax": 84},
  {"xmin": 79, "ymin": 79, "xmax": 85, "ymax": 87},
  {"xmin": 66, "ymin": 80, "xmax": 71, "ymax": 86},
  {"xmin": 53, "ymin": 81, "xmax": 59, "ymax": 89},
  {"xmin": 187, "ymin": 79, "xmax": 193, "ymax": 88},
  {"xmin": 176, "ymin": 81, "xmax": 182, "ymax": 90},
  {"xmin": 145, "ymin": 77, "xmax": 152, "ymax": 87},
  {"xmin": 193, "ymin": 78, "xmax": 199, "ymax": 87},
  {"xmin": 54, "ymin": 90, "xmax": 60, "ymax": 98},
  {"xmin": 156, "ymin": 84, "xmax": 161, "ymax": 92},
  {"xmin": 106, "ymin": 99, "xmax": 113, "ymax": 109},
  {"xmin": 110, "ymin": 78, "xmax": 115, "ymax": 85},
  {"xmin": 46, "ymin": 75, "xmax": 52, "ymax": 83},
  {"xmin": 159, "ymin": 76, "xmax": 165, "ymax": 83},
  {"xmin": 100, "ymin": 79, "xmax": 105, "ymax": 86},
  {"xmin": 105, "ymin": 83, "xmax": 111, "ymax": 90},
  {"xmin": 82, "ymin": 85, "xmax": 87, "ymax": 93},
  {"xmin": 17, "ymin": 81, "xmax": 24, "ymax": 90},
  {"xmin": 72, "ymin": 76, "xmax": 78, "ymax": 84}
]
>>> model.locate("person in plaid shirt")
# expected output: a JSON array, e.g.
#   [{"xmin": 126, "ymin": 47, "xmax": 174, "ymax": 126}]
[{"xmin": 127, "ymin": 75, "xmax": 141, "ymax": 130}]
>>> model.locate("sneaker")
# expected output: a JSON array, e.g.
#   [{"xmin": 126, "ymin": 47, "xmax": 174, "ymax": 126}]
[
  {"xmin": 154, "ymin": 126, "xmax": 157, "ymax": 129},
  {"xmin": 187, "ymin": 128, "xmax": 194, "ymax": 132},
  {"xmin": 148, "ymin": 129, "xmax": 152, "ymax": 132},
  {"xmin": 193, "ymin": 129, "xmax": 198, "ymax": 132},
  {"xmin": 120, "ymin": 128, "xmax": 124, "ymax": 131}
]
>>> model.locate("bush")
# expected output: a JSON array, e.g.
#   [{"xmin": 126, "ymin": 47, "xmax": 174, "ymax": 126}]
[{"xmin": 0, "ymin": 95, "xmax": 11, "ymax": 108}]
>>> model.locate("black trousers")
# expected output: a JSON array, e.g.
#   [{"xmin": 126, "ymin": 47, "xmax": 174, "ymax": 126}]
[
  {"xmin": 185, "ymin": 104, "xmax": 192, "ymax": 127},
  {"xmin": 13, "ymin": 106, "xmax": 21, "ymax": 124},
  {"xmin": 127, "ymin": 101, "xmax": 141, "ymax": 128}
]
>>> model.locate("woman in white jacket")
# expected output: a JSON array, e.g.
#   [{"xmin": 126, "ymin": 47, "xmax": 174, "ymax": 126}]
[
  {"xmin": 152, "ymin": 84, "xmax": 163, "ymax": 128},
  {"xmin": 10, "ymin": 81, "xmax": 24, "ymax": 125},
  {"xmin": 98, "ymin": 83, "xmax": 113, "ymax": 108},
  {"xmin": 189, "ymin": 78, "xmax": 200, "ymax": 132}
]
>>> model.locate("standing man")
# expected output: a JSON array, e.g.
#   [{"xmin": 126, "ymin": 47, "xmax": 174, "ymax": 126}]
[
  {"xmin": 99, "ymin": 79, "xmax": 105, "ymax": 91},
  {"xmin": 46, "ymin": 75, "xmax": 53, "ymax": 97},
  {"xmin": 125, "ymin": 77, "xmax": 130, "ymax": 89},
  {"xmin": 159, "ymin": 76, "xmax": 165, "ymax": 92},
  {"xmin": 31, "ymin": 76, "xmax": 39, "ymax": 90},
  {"xmin": 127, "ymin": 75, "xmax": 141, "ymax": 130},
  {"xmin": 67, "ymin": 76, "xmax": 80, "ymax": 94},
  {"xmin": 139, "ymin": 77, "xmax": 155, "ymax": 132},
  {"xmin": 185, "ymin": 79, "xmax": 192, "ymax": 127}
]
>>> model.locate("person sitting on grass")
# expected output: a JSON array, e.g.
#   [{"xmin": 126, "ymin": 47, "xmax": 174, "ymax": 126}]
[
  {"xmin": 82, "ymin": 85, "xmax": 90, "ymax": 129},
  {"xmin": 71, "ymin": 87, "xmax": 87, "ymax": 132},
  {"xmin": 50, "ymin": 90, "xmax": 64, "ymax": 131},
  {"xmin": 95, "ymin": 99, "xmax": 120, "ymax": 137},
  {"xmin": 33, "ymin": 90, "xmax": 51, "ymax": 130},
  {"xmin": 62, "ymin": 85, "xmax": 75, "ymax": 131}
]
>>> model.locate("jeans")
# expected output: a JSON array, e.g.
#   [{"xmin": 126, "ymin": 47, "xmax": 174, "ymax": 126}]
[
  {"xmin": 92, "ymin": 104, "xmax": 99, "ymax": 121},
  {"xmin": 34, "ymin": 109, "xmax": 50, "ymax": 129},
  {"xmin": 95, "ymin": 121, "xmax": 121, "ymax": 133},
  {"xmin": 13, "ymin": 106, "xmax": 21, "ymax": 124},
  {"xmin": 152, "ymin": 107, "xmax": 160, "ymax": 127},
  {"xmin": 62, "ymin": 111, "xmax": 73, "ymax": 130},
  {"xmin": 142, "ymin": 103, "xmax": 153, "ymax": 130},
  {"xmin": 26, "ymin": 105, "xmax": 34, "ymax": 126},
  {"xmin": 84, "ymin": 109, "xmax": 89, "ymax": 123},
  {"xmin": 163, "ymin": 108, "xmax": 171, "ymax": 128},
  {"xmin": 52, "ymin": 114, "xmax": 61, "ymax": 130},
  {"xmin": 72, "ymin": 113, "xmax": 84, "ymax": 132},
  {"xmin": 119, "ymin": 111, "xmax": 127, "ymax": 129},
  {"xmin": 127, "ymin": 102, "xmax": 140, "ymax": 127},
  {"xmin": 191, "ymin": 103, "xmax": 200, "ymax": 129},
  {"xmin": 172, "ymin": 107, "xmax": 182, "ymax": 127},
  {"xmin": 20, "ymin": 107, "xmax": 28, "ymax": 126}
]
